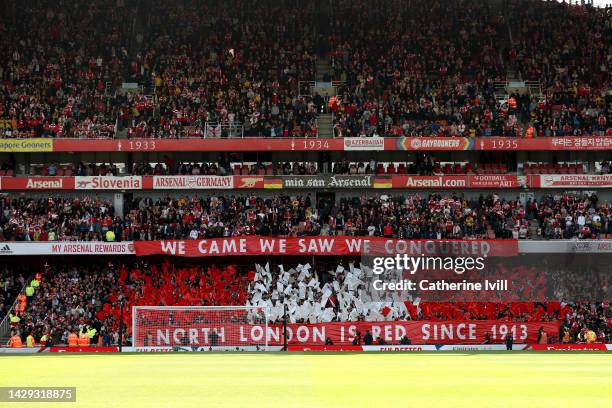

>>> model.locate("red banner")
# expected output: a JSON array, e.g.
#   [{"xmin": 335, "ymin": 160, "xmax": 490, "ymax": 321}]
[
  {"xmin": 392, "ymin": 175, "xmax": 468, "ymax": 188},
  {"xmin": 136, "ymin": 320, "xmax": 559, "ymax": 346},
  {"xmin": 52, "ymin": 138, "xmax": 345, "ymax": 152},
  {"xmin": 45, "ymin": 137, "xmax": 612, "ymax": 152},
  {"xmin": 470, "ymin": 175, "xmax": 519, "ymax": 188},
  {"xmin": 477, "ymin": 137, "xmax": 612, "ymax": 151},
  {"xmin": 234, "ymin": 176, "xmax": 266, "ymax": 189},
  {"xmin": 0, "ymin": 177, "xmax": 74, "ymax": 190},
  {"xmin": 133, "ymin": 237, "xmax": 518, "ymax": 257}
]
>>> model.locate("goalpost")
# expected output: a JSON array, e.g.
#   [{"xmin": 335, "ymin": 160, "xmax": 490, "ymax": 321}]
[{"xmin": 132, "ymin": 306, "xmax": 270, "ymax": 351}]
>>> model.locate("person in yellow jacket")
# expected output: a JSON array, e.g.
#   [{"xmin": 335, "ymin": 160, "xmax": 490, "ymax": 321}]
[
  {"xmin": 87, "ymin": 326, "xmax": 97, "ymax": 344},
  {"xmin": 105, "ymin": 230, "xmax": 115, "ymax": 242},
  {"xmin": 9, "ymin": 313, "xmax": 20, "ymax": 328},
  {"xmin": 26, "ymin": 333, "xmax": 36, "ymax": 347},
  {"xmin": 586, "ymin": 329, "xmax": 597, "ymax": 344}
]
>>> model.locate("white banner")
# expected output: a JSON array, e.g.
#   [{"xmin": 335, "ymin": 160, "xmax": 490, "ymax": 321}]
[
  {"xmin": 539, "ymin": 174, "xmax": 612, "ymax": 188},
  {"xmin": 0, "ymin": 347, "xmax": 45, "ymax": 353},
  {"xmin": 75, "ymin": 176, "xmax": 142, "ymax": 190},
  {"xmin": 153, "ymin": 176, "xmax": 234, "ymax": 189},
  {"xmin": 343, "ymin": 137, "xmax": 385, "ymax": 151},
  {"xmin": 518, "ymin": 240, "xmax": 612, "ymax": 253},
  {"xmin": 0, "ymin": 242, "xmax": 135, "ymax": 256}
]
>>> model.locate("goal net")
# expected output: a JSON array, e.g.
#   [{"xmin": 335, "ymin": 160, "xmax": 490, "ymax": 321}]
[{"xmin": 132, "ymin": 306, "xmax": 269, "ymax": 351}]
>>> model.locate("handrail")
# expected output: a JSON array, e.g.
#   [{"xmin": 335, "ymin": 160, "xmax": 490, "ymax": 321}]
[{"xmin": 0, "ymin": 279, "xmax": 29, "ymax": 343}]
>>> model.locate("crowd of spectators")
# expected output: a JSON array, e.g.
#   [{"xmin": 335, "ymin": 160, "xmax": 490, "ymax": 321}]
[
  {"xmin": 0, "ymin": 196, "xmax": 119, "ymax": 241},
  {"xmin": 0, "ymin": 0, "xmax": 135, "ymax": 139},
  {"xmin": 118, "ymin": 193, "xmax": 612, "ymax": 241},
  {"xmin": 118, "ymin": 0, "xmax": 318, "ymax": 139},
  {"xmin": 5, "ymin": 259, "xmax": 610, "ymax": 346},
  {"xmin": 330, "ymin": 0, "xmax": 512, "ymax": 138},
  {"xmin": 506, "ymin": 0, "xmax": 611, "ymax": 137},
  {"xmin": 1, "ymin": 0, "xmax": 609, "ymax": 140},
  {"xmin": 1, "ymin": 193, "xmax": 611, "ymax": 242},
  {"xmin": 330, "ymin": 0, "xmax": 611, "ymax": 139}
]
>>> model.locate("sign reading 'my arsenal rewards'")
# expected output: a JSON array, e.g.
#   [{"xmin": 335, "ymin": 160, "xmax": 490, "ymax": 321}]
[
  {"xmin": 283, "ymin": 175, "xmax": 372, "ymax": 189},
  {"xmin": 153, "ymin": 176, "xmax": 234, "ymax": 189},
  {"xmin": 134, "ymin": 320, "xmax": 559, "ymax": 347},
  {"xmin": 535, "ymin": 174, "xmax": 612, "ymax": 188},
  {"xmin": 75, "ymin": 176, "xmax": 142, "ymax": 190},
  {"xmin": 0, "ymin": 242, "xmax": 134, "ymax": 255},
  {"xmin": 134, "ymin": 237, "xmax": 518, "ymax": 257}
]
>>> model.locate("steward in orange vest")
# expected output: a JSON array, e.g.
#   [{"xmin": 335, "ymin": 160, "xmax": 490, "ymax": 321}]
[
  {"xmin": 9, "ymin": 333, "xmax": 22, "ymax": 348},
  {"xmin": 78, "ymin": 330, "xmax": 90, "ymax": 346},
  {"xmin": 68, "ymin": 332, "xmax": 79, "ymax": 347}
]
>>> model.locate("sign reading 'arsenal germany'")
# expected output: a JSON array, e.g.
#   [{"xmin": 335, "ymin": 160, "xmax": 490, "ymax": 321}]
[{"xmin": 153, "ymin": 176, "xmax": 234, "ymax": 189}]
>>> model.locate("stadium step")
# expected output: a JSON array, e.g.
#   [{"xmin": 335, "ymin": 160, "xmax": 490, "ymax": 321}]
[
  {"xmin": 316, "ymin": 57, "xmax": 332, "ymax": 82},
  {"xmin": 317, "ymin": 113, "xmax": 334, "ymax": 138}
]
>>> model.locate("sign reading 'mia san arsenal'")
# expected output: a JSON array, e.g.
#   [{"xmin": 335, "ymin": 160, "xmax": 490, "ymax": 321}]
[{"xmin": 283, "ymin": 175, "xmax": 372, "ymax": 189}]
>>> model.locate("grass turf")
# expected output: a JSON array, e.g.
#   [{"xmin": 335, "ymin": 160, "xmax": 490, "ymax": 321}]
[{"xmin": 0, "ymin": 353, "xmax": 611, "ymax": 408}]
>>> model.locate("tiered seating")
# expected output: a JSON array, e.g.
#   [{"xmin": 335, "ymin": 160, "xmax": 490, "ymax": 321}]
[
  {"xmin": 8, "ymin": 260, "xmax": 610, "ymax": 345},
  {"xmin": 523, "ymin": 163, "xmax": 585, "ymax": 175}
]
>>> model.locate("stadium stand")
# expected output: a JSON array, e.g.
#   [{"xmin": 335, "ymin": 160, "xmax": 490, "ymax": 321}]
[
  {"xmin": 4, "ymin": 259, "xmax": 610, "ymax": 346},
  {"xmin": 1, "ymin": 193, "xmax": 611, "ymax": 241},
  {"xmin": 1, "ymin": 0, "xmax": 608, "ymax": 139},
  {"xmin": 0, "ymin": 0, "xmax": 610, "ymax": 355}
]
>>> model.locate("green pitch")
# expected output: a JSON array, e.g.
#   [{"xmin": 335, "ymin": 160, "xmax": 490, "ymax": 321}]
[{"xmin": 1, "ymin": 353, "xmax": 611, "ymax": 407}]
